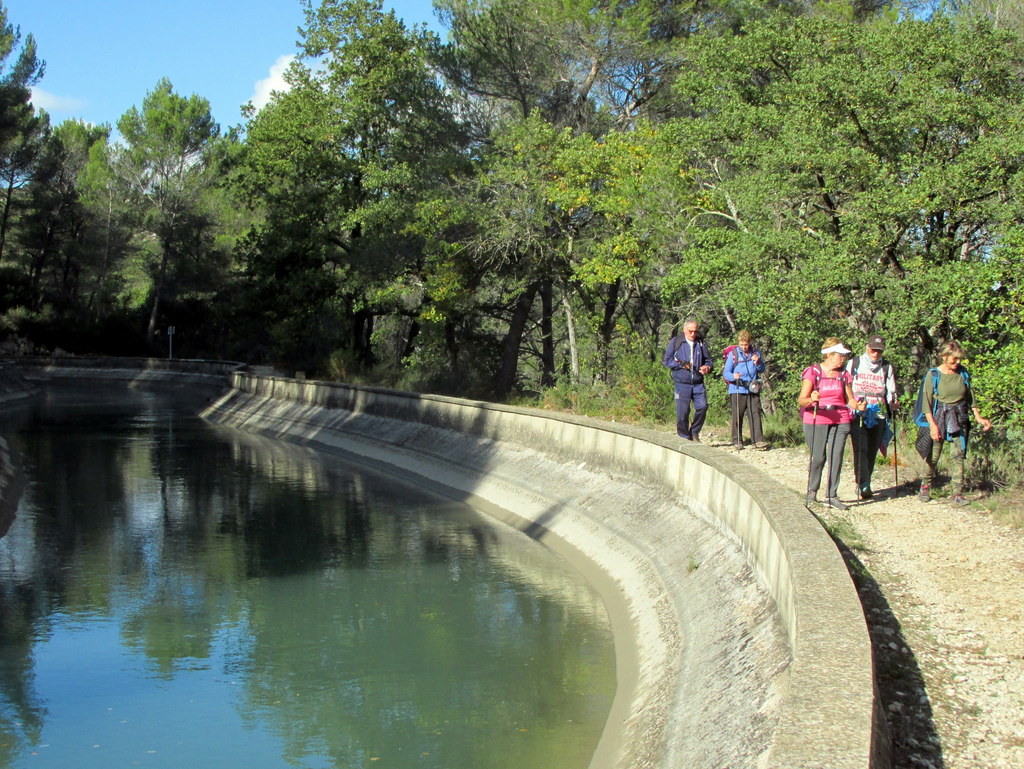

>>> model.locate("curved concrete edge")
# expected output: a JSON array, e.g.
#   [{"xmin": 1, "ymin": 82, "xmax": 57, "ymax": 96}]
[
  {"xmin": 4, "ymin": 356, "xmax": 246, "ymax": 378},
  {"xmin": 0, "ymin": 361, "xmax": 887, "ymax": 768},
  {"xmin": 2, "ymin": 356, "xmax": 244, "ymax": 397},
  {"xmin": 200, "ymin": 373, "xmax": 886, "ymax": 769}
]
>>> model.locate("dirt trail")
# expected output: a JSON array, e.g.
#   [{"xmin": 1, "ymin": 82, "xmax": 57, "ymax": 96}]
[{"xmin": 705, "ymin": 429, "xmax": 1024, "ymax": 769}]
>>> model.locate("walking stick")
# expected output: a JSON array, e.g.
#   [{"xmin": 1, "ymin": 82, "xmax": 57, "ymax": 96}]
[
  {"xmin": 734, "ymin": 392, "xmax": 742, "ymax": 447},
  {"xmin": 750, "ymin": 390, "xmax": 757, "ymax": 444},
  {"xmin": 851, "ymin": 411, "xmax": 862, "ymax": 494},
  {"xmin": 806, "ymin": 400, "xmax": 819, "ymax": 502},
  {"xmin": 891, "ymin": 408, "xmax": 899, "ymax": 487}
]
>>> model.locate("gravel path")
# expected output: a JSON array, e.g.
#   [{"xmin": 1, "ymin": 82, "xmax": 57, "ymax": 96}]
[{"xmin": 703, "ymin": 429, "xmax": 1024, "ymax": 769}]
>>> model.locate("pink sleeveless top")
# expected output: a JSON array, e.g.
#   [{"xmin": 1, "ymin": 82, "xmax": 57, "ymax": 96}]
[{"xmin": 801, "ymin": 365, "xmax": 853, "ymax": 425}]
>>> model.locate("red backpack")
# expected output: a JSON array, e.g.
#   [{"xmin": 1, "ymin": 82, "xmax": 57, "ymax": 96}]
[{"xmin": 721, "ymin": 345, "xmax": 739, "ymax": 384}]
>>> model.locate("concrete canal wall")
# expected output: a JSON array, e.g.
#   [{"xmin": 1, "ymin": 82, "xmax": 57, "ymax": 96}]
[
  {"xmin": 0, "ymin": 360, "xmax": 887, "ymax": 769},
  {"xmin": 7, "ymin": 356, "xmax": 243, "ymax": 394},
  {"xmin": 202, "ymin": 372, "xmax": 886, "ymax": 769}
]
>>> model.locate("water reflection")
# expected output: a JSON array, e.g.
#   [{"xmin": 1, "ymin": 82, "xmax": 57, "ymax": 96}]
[{"xmin": 0, "ymin": 386, "xmax": 614, "ymax": 768}]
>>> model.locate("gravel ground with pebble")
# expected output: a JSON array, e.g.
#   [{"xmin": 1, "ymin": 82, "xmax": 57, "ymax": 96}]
[{"xmin": 702, "ymin": 427, "xmax": 1024, "ymax": 769}]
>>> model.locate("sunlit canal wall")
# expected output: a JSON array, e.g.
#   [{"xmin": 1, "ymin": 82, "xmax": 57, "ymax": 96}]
[{"xmin": 1, "ymin": 359, "xmax": 887, "ymax": 769}]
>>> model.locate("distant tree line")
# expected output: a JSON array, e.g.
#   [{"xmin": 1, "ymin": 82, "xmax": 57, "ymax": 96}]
[{"xmin": 1, "ymin": 0, "xmax": 1023, "ymax": 434}]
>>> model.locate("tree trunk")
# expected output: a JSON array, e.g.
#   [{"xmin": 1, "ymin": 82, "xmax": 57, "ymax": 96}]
[
  {"xmin": 560, "ymin": 282, "xmax": 579, "ymax": 383},
  {"xmin": 146, "ymin": 246, "xmax": 172, "ymax": 347},
  {"xmin": 445, "ymin": 321, "xmax": 459, "ymax": 371},
  {"xmin": 0, "ymin": 174, "xmax": 15, "ymax": 264},
  {"xmin": 87, "ymin": 196, "xmax": 115, "ymax": 312},
  {"xmin": 722, "ymin": 303, "xmax": 737, "ymax": 336},
  {"xmin": 354, "ymin": 308, "xmax": 374, "ymax": 366},
  {"xmin": 539, "ymin": 278, "xmax": 555, "ymax": 388},
  {"xmin": 492, "ymin": 281, "xmax": 539, "ymax": 399},
  {"xmin": 596, "ymin": 278, "xmax": 621, "ymax": 382},
  {"xmin": 402, "ymin": 319, "xmax": 420, "ymax": 363}
]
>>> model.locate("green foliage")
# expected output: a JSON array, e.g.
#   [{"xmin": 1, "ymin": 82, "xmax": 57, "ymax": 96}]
[
  {"xmin": 110, "ymin": 78, "xmax": 224, "ymax": 347},
  {"xmin": 607, "ymin": 341, "xmax": 676, "ymax": 423},
  {"xmin": 968, "ymin": 426, "xmax": 1024, "ymax": 493},
  {"xmin": 3, "ymin": 0, "xmax": 1024, "ymax": 505},
  {"xmin": 0, "ymin": 5, "xmax": 46, "ymax": 275},
  {"xmin": 656, "ymin": 12, "xmax": 1024, "ymax": 424},
  {"xmin": 231, "ymin": 0, "xmax": 469, "ymax": 375},
  {"xmin": 537, "ymin": 330, "xmax": 674, "ymax": 424}
]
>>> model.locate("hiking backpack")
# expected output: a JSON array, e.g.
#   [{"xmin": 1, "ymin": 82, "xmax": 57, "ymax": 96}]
[
  {"xmin": 721, "ymin": 345, "xmax": 738, "ymax": 385},
  {"xmin": 912, "ymin": 367, "xmax": 970, "ymax": 428}
]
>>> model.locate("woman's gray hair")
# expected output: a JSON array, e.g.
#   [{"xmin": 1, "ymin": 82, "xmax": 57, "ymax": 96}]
[{"xmin": 938, "ymin": 340, "xmax": 966, "ymax": 360}]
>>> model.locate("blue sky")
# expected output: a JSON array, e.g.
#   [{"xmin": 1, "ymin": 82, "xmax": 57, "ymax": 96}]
[{"xmin": 7, "ymin": 0, "xmax": 442, "ymax": 130}]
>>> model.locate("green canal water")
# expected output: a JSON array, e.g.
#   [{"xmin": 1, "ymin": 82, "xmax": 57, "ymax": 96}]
[{"xmin": 0, "ymin": 386, "xmax": 614, "ymax": 769}]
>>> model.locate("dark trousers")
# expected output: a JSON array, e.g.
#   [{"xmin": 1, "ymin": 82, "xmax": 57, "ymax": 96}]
[
  {"xmin": 730, "ymin": 393, "xmax": 763, "ymax": 445},
  {"xmin": 804, "ymin": 421, "xmax": 851, "ymax": 499},
  {"xmin": 674, "ymin": 382, "xmax": 708, "ymax": 439},
  {"xmin": 851, "ymin": 417, "xmax": 886, "ymax": 492}
]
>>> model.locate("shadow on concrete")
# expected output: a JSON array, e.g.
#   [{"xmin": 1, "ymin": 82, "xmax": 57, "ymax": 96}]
[{"xmin": 823, "ymin": 526, "xmax": 945, "ymax": 769}]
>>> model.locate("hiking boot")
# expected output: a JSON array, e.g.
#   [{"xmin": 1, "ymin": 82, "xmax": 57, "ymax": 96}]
[
  {"xmin": 859, "ymin": 487, "xmax": 873, "ymax": 500},
  {"xmin": 826, "ymin": 497, "xmax": 849, "ymax": 511},
  {"xmin": 804, "ymin": 493, "xmax": 818, "ymax": 506},
  {"xmin": 733, "ymin": 442, "xmax": 744, "ymax": 450},
  {"xmin": 754, "ymin": 441, "xmax": 769, "ymax": 451},
  {"xmin": 950, "ymin": 493, "xmax": 969, "ymax": 506},
  {"xmin": 691, "ymin": 435, "xmax": 702, "ymax": 444},
  {"xmin": 918, "ymin": 484, "xmax": 931, "ymax": 502}
]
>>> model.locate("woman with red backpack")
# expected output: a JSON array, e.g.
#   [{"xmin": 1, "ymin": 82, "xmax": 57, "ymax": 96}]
[
  {"xmin": 798, "ymin": 337, "xmax": 864, "ymax": 510},
  {"xmin": 723, "ymin": 330, "xmax": 767, "ymax": 450}
]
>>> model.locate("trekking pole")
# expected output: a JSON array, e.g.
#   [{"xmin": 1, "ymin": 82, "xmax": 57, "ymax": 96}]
[
  {"xmin": 811, "ymin": 401, "xmax": 818, "ymax": 456},
  {"xmin": 851, "ymin": 411, "xmax": 861, "ymax": 494},
  {"xmin": 807, "ymin": 399, "xmax": 819, "ymax": 500},
  {"xmin": 891, "ymin": 409, "xmax": 899, "ymax": 487},
  {"xmin": 747, "ymin": 390, "xmax": 753, "ymax": 445},
  {"xmin": 729, "ymin": 391, "xmax": 738, "ymax": 446}
]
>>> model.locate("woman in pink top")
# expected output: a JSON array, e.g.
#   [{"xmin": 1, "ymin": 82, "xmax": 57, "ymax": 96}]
[{"xmin": 797, "ymin": 337, "xmax": 864, "ymax": 510}]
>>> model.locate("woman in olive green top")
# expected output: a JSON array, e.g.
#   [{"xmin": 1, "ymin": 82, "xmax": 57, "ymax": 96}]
[{"xmin": 916, "ymin": 341, "xmax": 992, "ymax": 504}]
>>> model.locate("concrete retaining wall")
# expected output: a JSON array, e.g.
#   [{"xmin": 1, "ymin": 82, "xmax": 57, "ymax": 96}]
[
  {"xmin": 201, "ymin": 372, "xmax": 886, "ymax": 769},
  {"xmin": 0, "ymin": 360, "xmax": 886, "ymax": 769},
  {"xmin": 7, "ymin": 356, "xmax": 243, "ymax": 392}
]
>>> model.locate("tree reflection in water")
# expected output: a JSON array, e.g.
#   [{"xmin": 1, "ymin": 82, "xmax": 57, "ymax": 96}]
[{"xmin": 0, "ymin": 386, "xmax": 614, "ymax": 768}]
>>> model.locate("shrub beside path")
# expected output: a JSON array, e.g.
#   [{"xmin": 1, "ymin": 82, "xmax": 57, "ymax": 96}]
[{"xmin": 705, "ymin": 429, "xmax": 1024, "ymax": 769}]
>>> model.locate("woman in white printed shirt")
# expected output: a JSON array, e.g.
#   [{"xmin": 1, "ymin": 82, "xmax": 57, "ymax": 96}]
[{"xmin": 846, "ymin": 334, "xmax": 899, "ymax": 500}]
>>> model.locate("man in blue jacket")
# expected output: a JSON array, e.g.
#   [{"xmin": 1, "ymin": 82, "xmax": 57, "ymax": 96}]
[{"xmin": 663, "ymin": 318, "xmax": 714, "ymax": 442}]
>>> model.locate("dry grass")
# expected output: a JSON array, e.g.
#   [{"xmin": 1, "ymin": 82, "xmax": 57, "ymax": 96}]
[{"xmin": 976, "ymin": 486, "xmax": 1024, "ymax": 529}]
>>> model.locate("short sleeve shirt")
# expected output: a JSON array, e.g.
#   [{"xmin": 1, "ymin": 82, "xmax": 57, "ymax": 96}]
[{"xmin": 801, "ymin": 366, "xmax": 853, "ymax": 425}]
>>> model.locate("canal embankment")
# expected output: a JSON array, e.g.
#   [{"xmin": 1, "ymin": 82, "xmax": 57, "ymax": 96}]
[
  {"xmin": 6, "ymin": 355, "xmax": 243, "ymax": 396},
  {"xmin": 201, "ymin": 371, "xmax": 886, "ymax": 769},
  {"xmin": 0, "ymin": 359, "xmax": 886, "ymax": 769}
]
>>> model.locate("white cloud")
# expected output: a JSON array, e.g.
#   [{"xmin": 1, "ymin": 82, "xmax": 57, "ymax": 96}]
[
  {"xmin": 248, "ymin": 54, "xmax": 295, "ymax": 113},
  {"xmin": 29, "ymin": 87, "xmax": 86, "ymax": 116}
]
